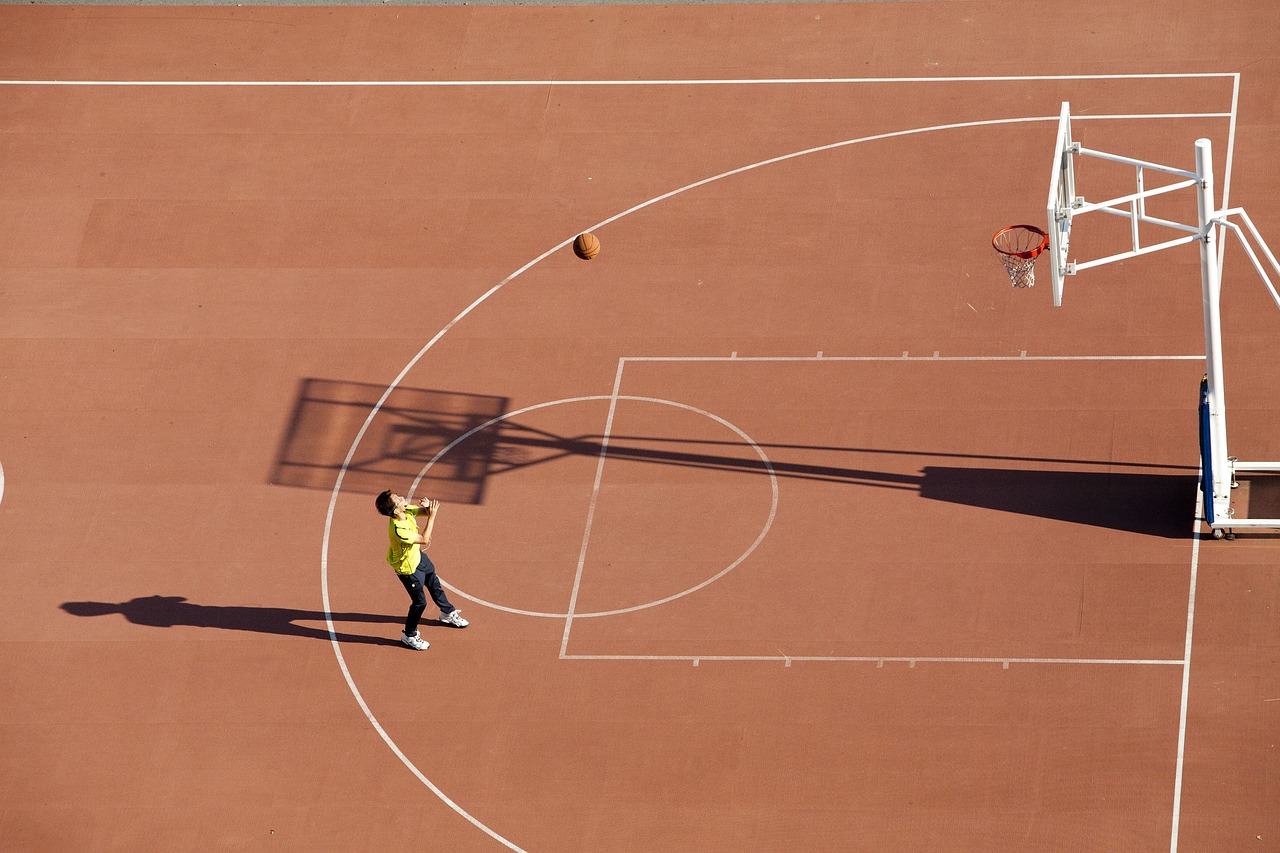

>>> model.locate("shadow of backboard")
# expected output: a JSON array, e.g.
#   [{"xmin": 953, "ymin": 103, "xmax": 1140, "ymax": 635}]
[
  {"xmin": 270, "ymin": 378, "xmax": 508, "ymax": 503},
  {"xmin": 920, "ymin": 467, "xmax": 1197, "ymax": 538},
  {"xmin": 273, "ymin": 385, "xmax": 1198, "ymax": 530}
]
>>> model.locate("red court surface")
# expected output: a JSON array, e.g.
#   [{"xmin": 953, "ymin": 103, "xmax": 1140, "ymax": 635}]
[{"xmin": 3, "ymin": 3, "xmax": 1280, "ymax": 851}]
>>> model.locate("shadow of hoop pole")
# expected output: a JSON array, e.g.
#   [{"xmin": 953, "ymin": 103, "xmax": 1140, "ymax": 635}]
[{"xmin": 269, "ymin": 378, "xmax": 1196, "ymax": 537}]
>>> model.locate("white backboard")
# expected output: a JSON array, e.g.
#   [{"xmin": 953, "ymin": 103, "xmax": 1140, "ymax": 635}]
[{"xmin": 1046, "ymin": 102, "xmax": 1077, "ymax": 307}]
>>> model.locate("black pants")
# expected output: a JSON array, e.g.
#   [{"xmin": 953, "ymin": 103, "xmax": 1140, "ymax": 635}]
[{"xmin": 396, "ymin": 555, "xmax": 456, "ymax": 635}]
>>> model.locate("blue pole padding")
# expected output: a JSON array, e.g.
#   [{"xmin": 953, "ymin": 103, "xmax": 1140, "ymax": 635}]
[{"xmin": 1198, "ymin": 375, "xmax": 1215, "ymax": 526}]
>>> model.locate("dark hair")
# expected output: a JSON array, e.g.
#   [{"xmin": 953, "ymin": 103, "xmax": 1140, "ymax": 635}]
[{"xmin": 375, "ymin": 490, "xmax": 396, "ymax": 516}]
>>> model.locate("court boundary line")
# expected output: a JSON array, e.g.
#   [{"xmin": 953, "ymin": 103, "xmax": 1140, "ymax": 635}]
[
  {"xmin": 562, "ymin": 654, "xmax": 1186, "ymax": 666},
  {"xmin": 297, "ymin": 84, "xmax": 1236, "ymax": 848},
  {"xmin": 1170, "ymin": 483, "xmax": 1205, "ymax": 852},
  {"xmin": 625, "ymin": 354, "xmax": 1206, "ymax": 362},
  {"xmin": 0, "ymin": 73, "xmax": 1240, "ymax": 86},
  {"xmin": 0, "ymin": 63, "xmax": 1239, "ymax": 853}
]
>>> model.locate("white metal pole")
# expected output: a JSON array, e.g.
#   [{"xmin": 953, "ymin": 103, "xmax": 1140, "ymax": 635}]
[{"xmin": 1196, "ymin": 138, "xmax": 1232, "ymax": 522}]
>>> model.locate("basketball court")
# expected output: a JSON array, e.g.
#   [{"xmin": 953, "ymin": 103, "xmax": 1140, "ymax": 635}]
[{"xmin": 3, "ymin": 3, "xmax": 1280, "ymax": 851}]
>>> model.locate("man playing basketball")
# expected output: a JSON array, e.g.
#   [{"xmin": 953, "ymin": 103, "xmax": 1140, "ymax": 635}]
[{"xmin": 374, "ymin": 490, "xmax": 469, "ymax": 650}]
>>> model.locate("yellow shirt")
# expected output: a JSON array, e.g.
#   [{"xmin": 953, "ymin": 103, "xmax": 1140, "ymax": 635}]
[{"xmin": 387, "ymin": 506, "xmax": 423, "ymax": 575}]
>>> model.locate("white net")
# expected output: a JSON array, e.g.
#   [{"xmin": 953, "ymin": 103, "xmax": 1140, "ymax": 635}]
[
  {"xmin": 998, "ymin": 253, "xmax": 1038, "ymax": 288},
  {"xmin": 993, "ymin": 225, "xmax": 1048, "ymax": 289}
]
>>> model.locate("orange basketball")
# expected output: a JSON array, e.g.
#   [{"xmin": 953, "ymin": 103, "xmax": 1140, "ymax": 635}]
[{"xmin": 573, "ymin": 232, "xmax": 601, "ymax": 260}]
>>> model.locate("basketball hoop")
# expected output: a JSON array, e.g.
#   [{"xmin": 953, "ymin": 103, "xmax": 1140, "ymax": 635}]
[{"xmin": 992, "ymin": 224, "xmax": 1050, "ymax": 288}]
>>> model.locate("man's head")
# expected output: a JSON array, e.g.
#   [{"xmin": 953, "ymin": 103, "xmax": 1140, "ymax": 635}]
[{"xmin": 375, "ymin": 490, "xmax": 398, "ymax": 517}]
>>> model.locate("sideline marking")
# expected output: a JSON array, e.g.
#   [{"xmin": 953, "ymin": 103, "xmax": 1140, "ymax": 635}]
[
  {"xmin": 0, "ymin": 460, "xmax": 5, "ymax": 508},
  {"xmin": 0, "ymin": 74, "xmax": 1239, "ymax": 86},
  {"xmin": 625, "ymin": 354, "xmax": 1204, "ymax": 362},
  {"xmin": 309, "ymin": 101, "xmax": 1235, "ymax": 849},
  {"xmin": 1170, "ymin": 484, "xmax": 1204, "ymax": 853},
  {"xmin": 563, "ymin": 654, "xmax": 1185, "ymax": 666}
]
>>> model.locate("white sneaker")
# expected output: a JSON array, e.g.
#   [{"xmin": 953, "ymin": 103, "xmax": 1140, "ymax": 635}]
[
  {"xmin": 401, "ymin": 632, "xmax": 430, "ymax": 650},
  {"xmin": 440, "ymin": 609, "xmax": 469, "ymax": 628}
]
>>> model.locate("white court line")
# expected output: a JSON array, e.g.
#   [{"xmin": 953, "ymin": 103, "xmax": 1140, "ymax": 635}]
[
  {"xmin": 515, "ymin": 116, "xmax": 1234, "ymax": 253},
  {"xmin": 559, "ymin": 363, "xmax": 628, "ymax": 657},
  {"xmin": 1075, "ymin": 113, "xmax": 1232, "ymax": 120},
  {"xmin": 623, "ymin": 354, "xmax": 1205, "ymax": 363},
  {"xmin": 569, "ymin": 357, "xmax": 1200, "ymax": 674},
  {"xmin": 412, "ymin": 394, "xmax": 780, "ymax": 622},
  {"xmin": 0, "ymin": 74, "xmax": 1240, "ymax": 86},
  {"xmin": 1169, "ymin": 483, "xmax": 1205, "ymax": 853},
  {"xmin": 566, "ymin": 356, "xmax": 1198, "ymax": 671},
  {"xmin": 304, "ymin": 101, "xmax": 1234, "ymax": 850},
  {"xmin": 563, "ymin": 654, "xmax": 1185, "ymax": 666},
  {"xmin": 0, "ymin": 70, "xmax": 1231, "ymax": 850}
]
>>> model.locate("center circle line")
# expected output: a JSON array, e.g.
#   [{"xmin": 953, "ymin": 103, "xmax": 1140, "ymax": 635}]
[
  {"xmin": 408, "ymin": 394, "xmax": 779, "ymax": 619},
  {"xmin": 319, "ymin": 113, "xmax": 1063, "ymax": 851}
]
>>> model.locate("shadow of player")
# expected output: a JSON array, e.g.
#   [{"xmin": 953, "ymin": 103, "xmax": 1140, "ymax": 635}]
[{"xmin": 61, "ymin": 595, "xmax": 402, "ymax": 647}]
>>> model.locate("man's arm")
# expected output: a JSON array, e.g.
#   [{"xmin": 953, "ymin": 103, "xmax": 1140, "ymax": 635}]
[{"xmin": 417, "ymin": 498, "xmax": 441, "ymax": 548}]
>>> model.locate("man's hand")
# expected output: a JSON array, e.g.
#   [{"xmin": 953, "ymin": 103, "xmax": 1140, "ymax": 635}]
[{"xmin": 417, "ymin": 498, "xmax": 441, "ymax": 549}]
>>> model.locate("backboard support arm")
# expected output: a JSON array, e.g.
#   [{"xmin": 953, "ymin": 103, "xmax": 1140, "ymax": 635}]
[{"xmin": 1044, "ymin": 103, "xmax": 1280, "ymax": 535}]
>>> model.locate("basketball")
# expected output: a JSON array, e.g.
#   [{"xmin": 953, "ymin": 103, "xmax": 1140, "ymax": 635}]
[{"xmin": 573, "ymin": 232, "xmax": 601, "ymax": 260}]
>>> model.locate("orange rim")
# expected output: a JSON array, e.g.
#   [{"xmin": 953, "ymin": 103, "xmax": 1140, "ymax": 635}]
[{"xmin": 992, "ymin": 224, "xmax": 1049, "ymax": 259}]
